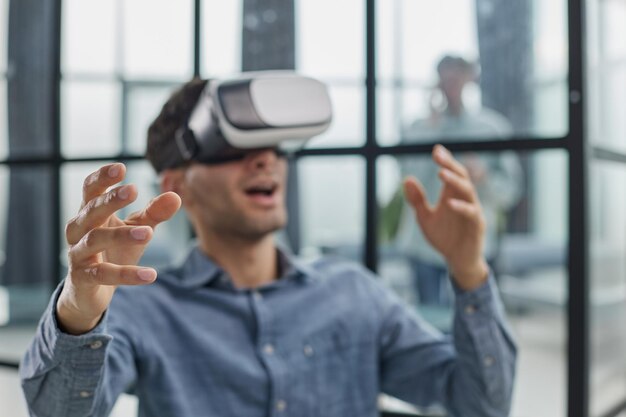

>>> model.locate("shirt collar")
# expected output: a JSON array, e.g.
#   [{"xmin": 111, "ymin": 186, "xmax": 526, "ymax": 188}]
[{"xmin": 170, "ymin": 244, "xmax": 318, "ymax": 289}]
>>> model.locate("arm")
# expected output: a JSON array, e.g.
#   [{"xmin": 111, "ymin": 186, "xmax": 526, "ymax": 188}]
[
  {"xmin": 386, "ymin": 145, "xmax": 517, "ymax": 415},
  {"xmin": 19, "ymin": 287, "xmax": 139, "ymax": 417},
  {"xmin": 379, "ymin": 274, "xmax": 516, "ymax": 417},
  {"xmin": 19, "ymin": 163, "xmax": 181, "ymax": 416}
]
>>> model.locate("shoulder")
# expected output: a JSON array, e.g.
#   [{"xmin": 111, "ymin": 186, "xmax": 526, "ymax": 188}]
[{"xmin": 473, "ymin": 108, "xmax": 513, "ymax": 135}]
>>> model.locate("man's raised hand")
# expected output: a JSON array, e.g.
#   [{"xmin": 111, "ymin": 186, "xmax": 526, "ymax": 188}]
[
  {"xmin": 403, "ymin": 145, "xmax": 489, "ymax": 291},
  {"xmin": 57, "ymin": 163, "xmax": 181, "ymax": 334}
]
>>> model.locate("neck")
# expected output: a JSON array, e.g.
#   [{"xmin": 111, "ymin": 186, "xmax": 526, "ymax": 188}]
[{"xmin": 197, "ymin": 232, "xmax": 279, "ymax": 289}]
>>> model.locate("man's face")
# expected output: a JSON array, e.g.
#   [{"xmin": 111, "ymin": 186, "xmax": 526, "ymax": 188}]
[
  {"xmin": 438, "ymin": 67, "xmax": 471, "ymax": 104},
  {"xmin": 181, "ymin": 149, "xmax": 288, "ymax": 241}
]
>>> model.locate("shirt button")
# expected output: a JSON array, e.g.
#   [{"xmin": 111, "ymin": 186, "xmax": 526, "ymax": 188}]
[
  {"xmin": 276, "ymin": 400, "xmax": 287, "ymax": 412},
  {"xmin": 79, "ymin": 391, "xmax": 92, "ymax": 398},
  {"xmin": 89, "ymin": 340, "xmax": 103, "ymax": 350},
  {"xmin": 263, "ymin": 343, "xmax": 275, "ymax": 355},
  {"xmin": 303, "ymin": 345, "xmax": 314, "ymax": 357},
  {"xmin": 464, "ymin": 305, "xmax": 476, "ymax": 315},
  {"xmin": 483, "ymin": 355, "xmax": 495, "ymax": 367}
]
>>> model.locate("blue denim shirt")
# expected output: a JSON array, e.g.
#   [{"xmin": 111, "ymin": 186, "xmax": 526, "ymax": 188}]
[{"xmin": 20, "ymin": 247, "xmax": 516, "ymax": 417}]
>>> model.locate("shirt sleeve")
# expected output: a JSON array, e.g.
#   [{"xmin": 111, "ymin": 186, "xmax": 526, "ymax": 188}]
[
  {"xmin": 19, "ymin": 283, "xmax": 138, "ymax": 417},
  {"xmin": 378, "ymin": 273, "xmax": 517, "ymax": 417}
]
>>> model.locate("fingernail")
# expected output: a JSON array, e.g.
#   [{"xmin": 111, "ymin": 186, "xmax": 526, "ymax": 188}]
[
  {"xmin": 118, "ymin": 185, "xmax": 130, "ymax": 200},
  {"xmin": 108, "ymin": 164, "xmax": 121, "ymax": 178},
  {"xmin": 137, "ymin": 269, "xmax": 156, "ymax": 282},
  {"xmin": 130, "ymin": 226, "xmax": 150, "ymax": 240}
]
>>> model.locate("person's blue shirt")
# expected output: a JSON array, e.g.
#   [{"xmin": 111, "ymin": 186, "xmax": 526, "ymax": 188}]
[{"xmin": 20, "ymin": 246, "xmax": 516, "ymax": 417}]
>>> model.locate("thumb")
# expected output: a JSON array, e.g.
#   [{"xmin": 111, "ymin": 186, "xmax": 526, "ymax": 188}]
[{"xmin": 403, "ymin": 176, "xmax": 433, "ymax": 223}]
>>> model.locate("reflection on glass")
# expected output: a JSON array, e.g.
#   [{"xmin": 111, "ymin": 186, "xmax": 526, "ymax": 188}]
[
  {"xmin": 61, "ymin": 0, "xmax": 117, "ymax": 75},
  {"xmin": 201, "ymin": 0, "xmax": 242, "ymax": 77},
  {"xmin": 590, "ymin": 162, "xmax": 626, "ymax": 417},
  {"xmin": 377, "ymin": 150, "xmax": 568, "ymax": 417},
  {"xmin": 61, "ymin": 81, "xmax": 122, "ymax": 157},
  {"xmin": 122, "ymin": 0, "xmax": 193, "ymax": 79},
  {"xmin": 61, "ymin": 161, "xmax": 192, "ymax": 272},
  {"xmin": 377, "ymin": 0, "xmax": 568, "ymax": 144},
  {"xmin": 296, "ymin": 0, "xmax": 364, "ymax": 79},
  {"xmin": 296, "ymin": 156, "xmax": 365, "ymax": 261},
  {"xmin": 304, "ymin": 86, "xmax": 365, "ymax": 148},
  {"xmin": 126, "ymin": 85, "xmax": 177, "ymax": 155}
]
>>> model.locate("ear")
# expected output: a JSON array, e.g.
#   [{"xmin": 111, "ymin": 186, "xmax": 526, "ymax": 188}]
[{"xmin": 160, "ymin": 169, "xmax": 185, "ymax": 195}]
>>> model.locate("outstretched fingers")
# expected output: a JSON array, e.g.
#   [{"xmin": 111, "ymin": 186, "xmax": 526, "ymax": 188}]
[
  {"xmin": 438, "ymin": 168, "xmax": 477, "ymax": 203},
  {"xmin": 76, "ymin": 262, "xmax": 157, "ymax": 286},
  {"xmin": 69, "ymin": 226, "xmax": 154, "ymax": 264},
  {"xmin": 81, "ymin": 163, "xmax": 127, "ymax": 208},
  {"xmin": 432, "ymin": 145, "xmax": 469, "ymax": 179},
  {"xmin": 447, "ymin": 198, "xmax": 482, "ymax": 223},
  {"xmin": 125, "ymin": 192, "xmax": 182, "ymax": 228},
  {"xmin": 66, "ymin": 184, "xmax": 138, "ymax": 245},
  {"xmin": 403, "ymin": 176, "xmax": 433, "ymax": 223}
]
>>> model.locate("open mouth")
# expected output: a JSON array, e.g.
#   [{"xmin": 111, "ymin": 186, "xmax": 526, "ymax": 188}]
[{"xmin": 244, "ymin": 182, "xmax": 278, "ymax": 199}]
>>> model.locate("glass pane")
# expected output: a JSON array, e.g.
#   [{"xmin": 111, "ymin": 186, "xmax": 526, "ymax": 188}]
[
  {"xmin": 0, "ymin": 368, "xmax": 29, "ymax": 416},
  {"xmin": 603, "ymin": 0, "xmax": 626, "ymax": 62},
  {"xmin": 378, "ymin": 150, "xmax": 568, "ymax": 417},
  {"xmin": 61, "ymin": 161, "xmax": 192, "ymax": 274},
  {"xmin": 377, "ymin": 0, "xmax": 569, "ymax": 145},
  {"xmin": 61, "ymin": 0, "xmax": 117, "ymax": 75},
  {"xmin": 296, "ymin": 156, "xmax": 365, "ymax": 261},
  {"xmin": 0, "ymin": 80, "xmax": 7, "ymax": 160},
  {"xmin": 305, "ymin": 85, "xmax": 365, "ymax": 148},
  {"xmin": 590, "ymin": 161, "xmax": 626, "ymax": 417},
  {"xmin": 0, "ymin": 0, "xmax": 7, "ymax": 73},
  {"xmin": 61, "ymin": 81, "xmax": 122, "ymax": 157},
  {"xmin": 125, "ymin": 85, "xmax": 177, "ymax": 156},
  {"xmin": 201, "ymin": 0, "xmax": 243, "ymax": 77},
  {"xmin": 123, "ymin": 0, "xmax": 193, "ymax": 79},
  {"xmin": 295, "ymin": 0, "xmax": 364, "ymax": 79},
  {"xmin": 588, "ymin": 0, "xmax": 626, "ymax": 153},
  {"xmin": 0, "ymin": 165, "xmax": 55, "ymax": 363}
]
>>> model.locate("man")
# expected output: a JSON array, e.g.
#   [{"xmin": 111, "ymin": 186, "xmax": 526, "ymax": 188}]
[
  {"xmin": 20, "ymin": 76, "xmax": 516, "ymax": 417},
  {"xmin": 395, "ymin": 55, "xmax": 522, "ymax": 308}
]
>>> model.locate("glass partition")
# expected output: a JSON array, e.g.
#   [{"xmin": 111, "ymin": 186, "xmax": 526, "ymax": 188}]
[
  {"xmin": 587, "ymin": 0, "xmax": 626, "ymax": 153},
  {"xmin": 125, "ymin": 84, "xmax": 177, "ymax": 155},
  {"xmin": 201, "ymin": 0, "xmax": 243, "ymax": 77},
  {"xmin": 590, "ymin": 161, "xmax": 626, "ymax": 417},
  {"xmin": 377, "ymin": 0, "xmax": 569, "ymax": 145},
  {"xmin": 378, "ymin": 149, "xmax": 569, "ymax": 417},
  {"xmin": 0, "ymin": 166, "xmax": 54, "ymax": 363},
  {"xmin": 122, "ymin": 0, "xmax": 194, "ymax": 80},
  {"xmin": 61, "ymin": 0, "xmax": 117, "ymax": 75},
  {"xmin": 0, "ymin": 0, "xmax": 7, "ymax": 161},
  {"xmin": 296, "ymin": 156, "xmax": 365, "ymax": 260},
  {"xmin": 61, "ymin": 81, "xmax": 122, "ymax": 158}
]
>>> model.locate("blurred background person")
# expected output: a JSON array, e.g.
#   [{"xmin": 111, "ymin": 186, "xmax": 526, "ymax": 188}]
[{"xmin": 383, "ymin": 55, "xmax": 523, "ymax": 312}]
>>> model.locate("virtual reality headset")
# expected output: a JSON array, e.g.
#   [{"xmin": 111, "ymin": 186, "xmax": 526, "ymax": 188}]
[{"xmin": 164, "ymin": 71, "xmax": 332, "ymax": 169}]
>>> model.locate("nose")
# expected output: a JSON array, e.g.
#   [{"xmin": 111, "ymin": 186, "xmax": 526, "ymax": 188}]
[{"xmin": 245, "ymin": 148, "xmax": 279, "ymax": 171}]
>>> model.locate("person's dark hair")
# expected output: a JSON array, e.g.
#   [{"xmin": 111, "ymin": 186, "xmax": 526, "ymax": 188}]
[
  {"xmin": 436, "ymin": 55, "xmax": 477, "ymax": 77},
  {"xmin": 146, "ymin": 77, "xmax": 208, "ymax": 173}
]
